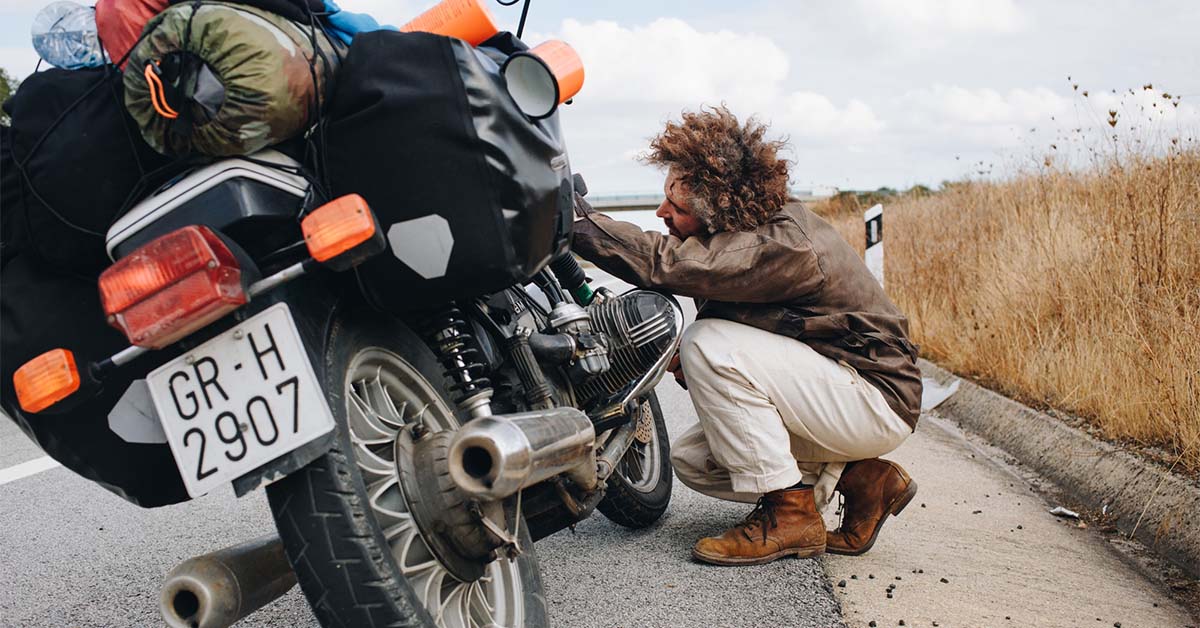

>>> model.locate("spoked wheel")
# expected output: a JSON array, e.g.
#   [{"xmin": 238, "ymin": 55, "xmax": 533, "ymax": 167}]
[
  {"xmin": 348, "ymin": 349, "xmax": 526, "ymax": 626},
  {"xmin": 268, "ymin": 316, "xmax": 546, "ymax": 628},
  {"xmin": 596, "ymin": 392, "xmax": 673, "ymax": 528}
]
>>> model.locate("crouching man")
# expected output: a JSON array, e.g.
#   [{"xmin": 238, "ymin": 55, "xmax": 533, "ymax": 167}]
[{"xmin": 571, "ymin": 106, "xmax": 923, "ymax": 565}]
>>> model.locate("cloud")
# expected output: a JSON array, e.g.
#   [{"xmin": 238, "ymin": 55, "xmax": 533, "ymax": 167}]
[
  {"xmin": 558, "ymin": 18, "xmax": 789, "ymax": 110},
  {"xmin": 882, "ymin": 83, "xmax": 1200, "ymax": 174},
  {"xmin": 0, "ymin": 0, "xmax": 61, "ymax": 12},
  {"xmin": 545, "ymin": 18, "xmax": 888, "ymax": 191},
  {"xmin": 902, "ymin": 85, "xmax": 1071, "ymax": 126},
  {"xmin": 542, "ymin": 16, "xmax": 906, "ymax": 192},
  {"xmin": 335, "ymin": 0, "xmax": 424, "ymax": 28},
  {"xmin": 0, "ymin": 46, "xmax": 40, "ymax": 81},
  {"xmin": 1081, "ymin": 87, "xmax": 1200, "ymax": 125},
  {"xmin": 891, "ymin": 85, "xmax": 1071, "ymax": 148},
  {"xmin": 553, "ymin": 18, "xmax": 883, "ymax": 141},
  {"xmin": 777, "ymin": 92, "xmax": 885, "ymax": 141},
  {"xmin": 855, "ymin": 0, "xmax": 1026, "ymax": 34}
]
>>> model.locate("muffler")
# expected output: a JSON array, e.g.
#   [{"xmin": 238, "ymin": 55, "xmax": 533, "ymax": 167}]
[
  {"xmin": 160, "ymin": 535, "xmax": 297, "ymax": 628},
  {"xmin": 448, "ymin": 407, "xmax": 597, "ymax": 500}
]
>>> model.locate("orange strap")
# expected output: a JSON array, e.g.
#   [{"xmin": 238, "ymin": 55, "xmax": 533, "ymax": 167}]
[{"xmin": 144, "ymin": 62, "xmax": 179, "ymax": 120}]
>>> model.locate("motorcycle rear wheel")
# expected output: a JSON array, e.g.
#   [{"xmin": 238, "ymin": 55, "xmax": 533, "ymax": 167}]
[{"xmin": 266, "ymin": 311, "xmax": 548, "ymax": 628}]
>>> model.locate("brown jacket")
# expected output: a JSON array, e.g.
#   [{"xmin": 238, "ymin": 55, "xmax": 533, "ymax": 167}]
[{"xmin": 571, "ymin": 201, "xmax": 922, "ymax": 429}]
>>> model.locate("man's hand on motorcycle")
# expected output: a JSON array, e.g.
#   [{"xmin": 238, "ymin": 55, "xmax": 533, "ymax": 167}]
[
  {"xmin": 572, "ymin": 173, "xmax": 596, "ymax": 220},
  {"xmin": 572, "ymin": 192, "xmax": 595, "ymax": 219},
  {"xmin": 668, "ymin": 351, "xmax": 686, "ymax": 390}
]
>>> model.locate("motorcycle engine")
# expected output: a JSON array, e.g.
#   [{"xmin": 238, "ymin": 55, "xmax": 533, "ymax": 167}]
[{"xmin": 574, "ymin": 290, "xmax": 681, "ymax": 406}]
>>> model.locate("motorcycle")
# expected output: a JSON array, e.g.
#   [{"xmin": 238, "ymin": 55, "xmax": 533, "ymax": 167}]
[{"xmin": 9, "ymin": 154, "xmax": 681, "ymax": 628}]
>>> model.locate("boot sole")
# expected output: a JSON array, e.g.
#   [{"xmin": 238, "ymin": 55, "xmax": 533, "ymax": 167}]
[
  {"xmin": 691, "ymin": 543, "xmax": 827, "ymax": 566},
  {"xmin": 826, "ymin": 478, "xmax": 918, "ymax": 556}
]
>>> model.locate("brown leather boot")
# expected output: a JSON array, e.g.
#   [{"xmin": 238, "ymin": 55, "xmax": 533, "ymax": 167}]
[
  {"xmin": 692, "ymin": 486, "xmax": 826, "ymax": 566},
  {"xmin": 826, "ymin": 458, "xmax": 917, "ymax": 556}
]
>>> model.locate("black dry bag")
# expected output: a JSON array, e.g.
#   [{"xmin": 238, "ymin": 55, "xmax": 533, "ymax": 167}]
[
  {"xmin": 3, "ymin": 66, "xmax": 175, "ymax": 273},
  {"xmin": 323, "ymin": 31, "xmax": 575, "ymax": 311}
]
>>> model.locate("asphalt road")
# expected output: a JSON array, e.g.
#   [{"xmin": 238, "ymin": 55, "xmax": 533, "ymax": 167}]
[{"xmin": 0, "ymin": 269, "xmax": 845, "ymax": 627}]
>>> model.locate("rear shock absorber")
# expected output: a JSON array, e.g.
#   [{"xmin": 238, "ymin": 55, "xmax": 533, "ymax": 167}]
[{"xmin": 426, "ymin": 305, "xmax": 493, "ymax": 419}]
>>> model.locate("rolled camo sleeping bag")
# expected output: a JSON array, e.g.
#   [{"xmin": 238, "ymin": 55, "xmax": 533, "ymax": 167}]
[{"xmin": 124, "ymin": 0, "xmax": 340, "ymax": 156}]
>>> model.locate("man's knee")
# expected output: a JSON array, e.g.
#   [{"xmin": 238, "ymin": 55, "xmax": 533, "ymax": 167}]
[
  {"xmin": 668, "ymin": 427, "xmax": 706, "ymax": 474},
  {"xmin": 668, "ymin": 443, "xmax": 691, "ymax": 476},
  {"xmin": 679, "ymin": 319, "xmax": 733, "ymax": 373}
]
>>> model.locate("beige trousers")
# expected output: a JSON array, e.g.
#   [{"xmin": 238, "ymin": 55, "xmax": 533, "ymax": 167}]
[{"xmin": 670, "ymin": 318, "xmax": 912, "ymax": 510}]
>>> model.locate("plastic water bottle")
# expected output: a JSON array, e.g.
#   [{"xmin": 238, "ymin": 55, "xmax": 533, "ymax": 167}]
[{"xmin": 31, "ymin": 1, "xmax": 106, "ymax": 70}]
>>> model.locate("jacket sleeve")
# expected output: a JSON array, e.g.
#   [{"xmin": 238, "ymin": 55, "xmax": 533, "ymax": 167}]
[{"xmin": 571, "ymin": 212, "xmax": 825, "ymax": 303}]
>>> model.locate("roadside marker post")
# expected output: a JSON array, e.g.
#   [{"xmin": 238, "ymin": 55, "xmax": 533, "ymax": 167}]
[{"xmin": 864, "ymin": 203, "xmax": 883, "ymax": 287}]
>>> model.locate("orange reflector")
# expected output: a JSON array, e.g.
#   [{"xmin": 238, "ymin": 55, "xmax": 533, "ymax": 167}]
[
  {"xmin": 14, "ymin": 349, "xmax": 81, "ymax": 413},
  {"xmin": 302, "ymin": 194, "xmax": 377, "ymax": 262}
]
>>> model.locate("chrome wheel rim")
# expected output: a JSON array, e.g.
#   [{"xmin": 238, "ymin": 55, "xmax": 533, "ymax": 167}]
[
  {"xmin": 616, "ymin": 400, "xmax": 661, "ymax": 493},
  {"xmin": 346, "ymin": 348, "xmax": 524, "ymax": 628}
]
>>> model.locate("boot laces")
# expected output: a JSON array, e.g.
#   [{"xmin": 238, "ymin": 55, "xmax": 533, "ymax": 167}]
[{"xmin": 739, "ymin": 495, "xmax": 780, "ymax": 543}]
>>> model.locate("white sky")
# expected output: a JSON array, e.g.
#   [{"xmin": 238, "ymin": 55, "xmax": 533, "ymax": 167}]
[{"xmin": 2, "ymin": 0, "xmax": 1197, "ymax": 194}]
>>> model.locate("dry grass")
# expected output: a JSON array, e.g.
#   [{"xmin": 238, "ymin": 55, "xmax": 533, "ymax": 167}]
[{"xmin": 812, "ymin": 146, "xmax": 1200, "ymax": 469}]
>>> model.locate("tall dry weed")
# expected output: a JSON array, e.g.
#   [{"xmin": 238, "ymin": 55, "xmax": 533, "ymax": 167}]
[{"xmin": 814, "ymin": 145, "xmax": 1200, "ymax": 468}]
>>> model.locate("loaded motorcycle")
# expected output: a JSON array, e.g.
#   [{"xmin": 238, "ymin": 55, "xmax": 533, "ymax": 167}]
[{"xmin": 3, "ymin": 23, "xmax": 681, "ymax": 628}]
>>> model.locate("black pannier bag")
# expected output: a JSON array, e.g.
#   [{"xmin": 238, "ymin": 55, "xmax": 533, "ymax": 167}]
[
  {"xmin": 3, "ymin": 65, "xmax": 177, "ymax": 273},
  {"xmin": 1, "ymin": 126, "xmax": 25, "ymax": 268},
  {"xmin": 2, "ymin": 67, "xmax": 189, "ymax": 506},
  {"xmin": 0, "ymin": 252, "xmax": 191, "ymax": 508},
  {"xmin": 2, "ymin": 68, "xmax": 190, "ymax": 507},
  {"xmin": 323, "ymin": 31, "xmax": 574, "ymax": 311}
]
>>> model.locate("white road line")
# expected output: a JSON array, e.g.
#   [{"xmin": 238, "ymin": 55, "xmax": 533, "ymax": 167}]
[{"xmin": 0, "ymin": 456, "xmax": 61, "ymax": 486}]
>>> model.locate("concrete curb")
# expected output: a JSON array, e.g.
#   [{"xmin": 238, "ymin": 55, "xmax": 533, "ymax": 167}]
[{"xmin": 919, "ymin": 359, "xmax": 1200, "ymax": 578}]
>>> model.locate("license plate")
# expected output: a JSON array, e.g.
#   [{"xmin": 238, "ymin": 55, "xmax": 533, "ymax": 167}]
[{"xmin": 147, "ymin": 303, "xmax": 334, "ymax": 497}]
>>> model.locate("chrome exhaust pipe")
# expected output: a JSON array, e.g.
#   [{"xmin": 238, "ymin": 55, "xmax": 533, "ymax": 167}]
[
  {"xmin": 160, "ymin": 535, "xmax": 297, "ymax": 628},
  {"xmin": 448, "ymin": 407, "xmax": 597, "ymax": 500}
]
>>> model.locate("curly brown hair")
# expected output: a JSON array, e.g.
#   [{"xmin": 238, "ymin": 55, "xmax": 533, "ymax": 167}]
[{"xmin": 644, "ymin": 105, "xmax": 791, "ymax": 233}]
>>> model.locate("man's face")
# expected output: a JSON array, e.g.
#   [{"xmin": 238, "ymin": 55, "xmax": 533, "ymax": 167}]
[{"xmin": 655, "ymin": 170, "xmax": 706, "ymax": 239}]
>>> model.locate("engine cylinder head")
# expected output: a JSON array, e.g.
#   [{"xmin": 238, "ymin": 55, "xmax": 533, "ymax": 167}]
[{"xmin": 576, "ymin": 290, "xmax": 680, "ymax": 405}]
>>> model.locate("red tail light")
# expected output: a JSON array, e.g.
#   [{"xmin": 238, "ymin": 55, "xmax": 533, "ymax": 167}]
[{"xmin": 99, "ymin": 226, "xmax": 247, "ymax": 348}]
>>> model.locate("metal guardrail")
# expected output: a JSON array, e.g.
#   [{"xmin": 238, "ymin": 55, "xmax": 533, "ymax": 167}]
[
  {"xmin": 587, "ymin": 195, "xmax": 664, "ymax": 210},
  {"xmin": 588, "ymin": 191, "xmax": 828, "ymax": 211}
]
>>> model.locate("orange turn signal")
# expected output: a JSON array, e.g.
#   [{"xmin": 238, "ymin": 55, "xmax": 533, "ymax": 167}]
[
  {"xmin": 14, "ymin": 349, "xmax": 81, "ymax": 413},
  {"xmin": 302, "ymin": 195, "xmax": 383, "ymax": 269}
]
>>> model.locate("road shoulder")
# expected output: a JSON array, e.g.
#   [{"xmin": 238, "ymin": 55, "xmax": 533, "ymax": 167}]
[
  {"xmin": 920, "ymin": 359, "xmax": 1200, "ymax": 582},
  {"xmin": 823, "ymin": 412, "xmax": 1193, "ymax": 628}
]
